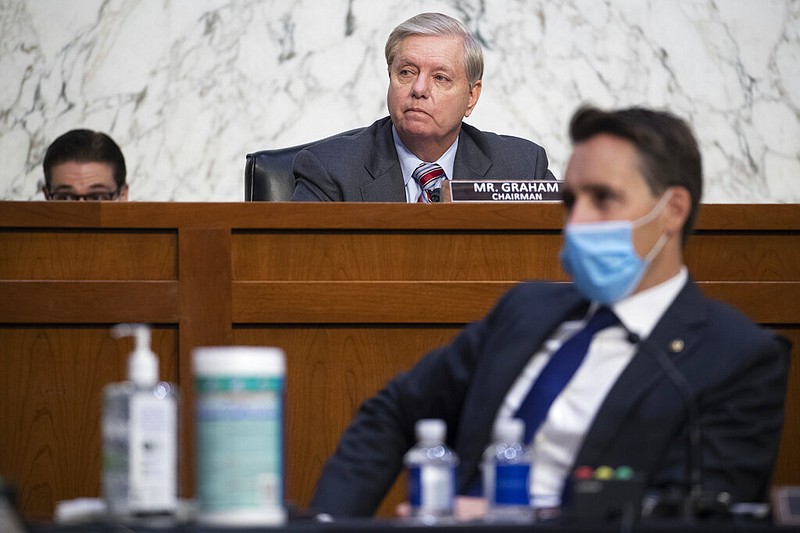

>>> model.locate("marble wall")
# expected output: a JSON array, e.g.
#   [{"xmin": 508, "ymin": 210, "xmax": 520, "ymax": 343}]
[{"xmin": 1, "ymin": 0, "xmax": 798, "ymax": 202}]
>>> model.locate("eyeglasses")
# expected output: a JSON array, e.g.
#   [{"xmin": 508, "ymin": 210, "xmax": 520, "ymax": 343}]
[{"xmin": 46, "ymin": 188, "xmax": 123, "ymax": 201}]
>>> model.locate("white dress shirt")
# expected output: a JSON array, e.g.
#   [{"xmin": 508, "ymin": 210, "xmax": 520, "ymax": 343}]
[
  {"xmin": 392, "ymin": 126, "xmax": 457, "ymax": 203},
  {"xmin": 497, "ymin": 267, "xmax": 689, "ymax": 507}
]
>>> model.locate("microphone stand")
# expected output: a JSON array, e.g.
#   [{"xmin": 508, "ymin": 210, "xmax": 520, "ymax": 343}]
[{"xmin": 630, "ymin": 334, "xmax": 730, "ymax": 521}]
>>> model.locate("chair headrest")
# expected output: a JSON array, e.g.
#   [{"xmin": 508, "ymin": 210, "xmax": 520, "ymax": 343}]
[{"xmin": 244, "ymin": 128, "xmax": 366, "ymax": 201}]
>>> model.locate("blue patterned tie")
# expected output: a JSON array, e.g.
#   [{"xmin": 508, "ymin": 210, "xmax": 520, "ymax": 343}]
[
  {"xmin": 412, "ymin": 162, "xmax": 445, "ymax": 203},
  {"xmin": 515, "ymin": 306, "xmax": 620, "ymax": 443}
]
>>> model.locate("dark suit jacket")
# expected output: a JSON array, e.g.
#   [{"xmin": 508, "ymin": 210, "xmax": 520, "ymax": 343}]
[
  {"xmin": 309, "ymin": 280, "xmax": 790, "ymax": 516},
  {"xmin": 291, "ymin": 116, "xmax": 555, "ymax": 201}
]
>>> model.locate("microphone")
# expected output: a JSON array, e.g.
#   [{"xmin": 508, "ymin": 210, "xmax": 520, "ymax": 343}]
[
  {"xmin": 429, "ymin": 188, "xmax": 442, "ymax": 203},
  {"xmin": 624, "ymin": 330, "xmax": 730, "ymax": 520}
]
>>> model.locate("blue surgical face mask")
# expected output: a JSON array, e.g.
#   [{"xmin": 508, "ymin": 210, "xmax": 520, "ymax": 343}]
[{"xmin": 559, "ymin": 191, "xmax": 672, "ymax": 304}]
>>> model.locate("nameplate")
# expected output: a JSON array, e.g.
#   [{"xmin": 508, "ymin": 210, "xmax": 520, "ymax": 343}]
[{"xmin": 445, "ymin": 180, "xmax": 562, "ymax": 202}]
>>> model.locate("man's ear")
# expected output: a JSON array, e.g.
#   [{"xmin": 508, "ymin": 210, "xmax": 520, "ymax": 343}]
[
  {"xmin": 464, "ymin": 80, "xmax": 482, "ymax": 117},
  {"xmin": 664, "ymin": 186, "xmax": 691, "ymax": 236}
]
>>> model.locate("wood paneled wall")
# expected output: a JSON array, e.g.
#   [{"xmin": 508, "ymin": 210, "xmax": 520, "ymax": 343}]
[{"xmin": 0, "ymin": 202, "xmax": 797, "ymax": 521}]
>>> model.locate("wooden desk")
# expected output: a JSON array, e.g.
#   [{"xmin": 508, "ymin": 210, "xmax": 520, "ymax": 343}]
[{"xmin": 1, "ymin": 202, "xmax": 798, "ymax": 521}]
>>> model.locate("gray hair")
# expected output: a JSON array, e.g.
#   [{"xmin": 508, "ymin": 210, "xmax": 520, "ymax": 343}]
[{"xmin": 385, "ymin": 12, "xmax": 484, "ymax": 86}]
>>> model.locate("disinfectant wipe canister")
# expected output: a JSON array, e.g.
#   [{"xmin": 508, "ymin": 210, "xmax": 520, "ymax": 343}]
[{"xmin": 192, "ymin": 346, "xmax": 286, "ymax": 526}]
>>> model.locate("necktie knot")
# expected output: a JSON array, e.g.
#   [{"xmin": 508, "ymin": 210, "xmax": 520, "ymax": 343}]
[
  {"xmin": 583, "ymin": 306, "xmax": 620, "ymax": 336},
  {"xmin": 412, "ymin": 162, "xmax": 445, "ymax": 203}
]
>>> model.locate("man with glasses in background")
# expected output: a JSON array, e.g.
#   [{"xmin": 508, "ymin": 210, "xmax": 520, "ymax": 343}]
[{"xmin": 41, "ymin": 129, "xmax": 128, "ymax": 201}]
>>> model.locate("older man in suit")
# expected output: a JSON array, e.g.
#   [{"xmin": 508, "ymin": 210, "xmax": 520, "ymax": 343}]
[
  {"xmin": 308, "ymin": 105, "xmax": 790, "ymax": 518},
  {"xmin": 290, "ymin": 12, "xmax": 553, "ymax": 202}
]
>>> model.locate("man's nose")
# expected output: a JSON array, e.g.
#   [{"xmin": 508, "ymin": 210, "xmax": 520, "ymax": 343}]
[{"xmin": 411, "ymin": 75, "xmax": 430, "ymax": 97}]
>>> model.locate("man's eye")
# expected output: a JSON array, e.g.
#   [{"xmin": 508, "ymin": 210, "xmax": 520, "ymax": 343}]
[
  {"xmin": 86, "ymin": 193, "xmax": 114, "ymax": 201},
  {"xmin": 593, "ymin": 191, "xmax": 614, "ymax": 206}
]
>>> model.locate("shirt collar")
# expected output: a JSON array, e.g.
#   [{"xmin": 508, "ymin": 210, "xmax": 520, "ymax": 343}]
[
  {"xmin": 610, "ymin": 266, "xmax": 688, "ymax": 339},
  {"xmin": 392, "ymin": 125, "xmax": 458, "ymax": 186}
]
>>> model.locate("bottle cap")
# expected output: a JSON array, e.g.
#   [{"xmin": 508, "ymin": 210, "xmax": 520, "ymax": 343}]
[
  {"xmin": 193, "ymin": 346, "xmax": 285, "ymax": 377},
  {"xmin": 492, "ymin": 418, "xmax": 525, "ymax": 443},
  {"xmin": 415, "ymin": 419, "xmax": 446, "ymax": 443},
  {"xmin": 112, "ymin": 323, "xmax": 158, "ymax": 387}
]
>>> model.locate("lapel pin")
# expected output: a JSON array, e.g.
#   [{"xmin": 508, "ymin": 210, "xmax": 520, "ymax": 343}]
[{"xmin": 669, "ymin": 339, "xmax": 685, "ymax": 353}]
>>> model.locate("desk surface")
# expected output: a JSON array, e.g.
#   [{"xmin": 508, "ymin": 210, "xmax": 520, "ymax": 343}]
[
  {"xmin": 2, "ymin": 202, "xmax": 799, "ymax": 522},
  {"xmin": 25, "ymin": 517, "xmax": 800, "ymax": 533}
]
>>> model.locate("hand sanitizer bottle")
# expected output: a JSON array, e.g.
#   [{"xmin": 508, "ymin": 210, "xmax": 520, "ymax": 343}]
[
  {"xmin": 404, "ymin": 419, "xmax": 458, "ymax": 523},
  {"xmin": 482, "ymin": 418, "xmax": 534, "ymax": 523},
  {"xmin": 102, "ymin": 324, "xmax": 178, "ymax": 518}
]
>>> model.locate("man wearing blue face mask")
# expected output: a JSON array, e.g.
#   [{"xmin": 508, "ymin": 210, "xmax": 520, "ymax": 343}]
[
  {"xmin": 560, "ymin": 189, "xmax": 673, "ymax": 304},
  {"xmin": 310, "ymin": 105, "xmax": 791, "ymax": 520}
]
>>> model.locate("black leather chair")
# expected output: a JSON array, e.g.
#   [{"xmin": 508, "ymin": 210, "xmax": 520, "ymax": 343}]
[{"xmin": 244, "ymin": 128, "xmax": 364, "ymax": 201}]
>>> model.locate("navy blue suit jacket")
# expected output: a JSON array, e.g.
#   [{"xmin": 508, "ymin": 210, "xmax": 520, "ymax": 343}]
[
  {"xmin": 291, "ymin": 116, "xmax": 554, "ymax": 201},
  {"xmin": 310, "ymin": 280, "xmax": 790, "ymax": 516}
]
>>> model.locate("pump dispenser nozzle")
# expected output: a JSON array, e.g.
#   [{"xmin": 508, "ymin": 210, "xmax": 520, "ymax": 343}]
[{"xmin": 112, "ymin": 323, "xmax": 158, "ymax": 388}]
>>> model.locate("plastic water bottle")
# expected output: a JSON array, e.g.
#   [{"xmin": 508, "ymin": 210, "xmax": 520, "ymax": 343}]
[
  {"xmin": 404, "ymin": 419, "xmax": 458, "ymax": 522},
  {"xmin": 482, "ymin": 418, "xmax": 534, "ymax": 523}
]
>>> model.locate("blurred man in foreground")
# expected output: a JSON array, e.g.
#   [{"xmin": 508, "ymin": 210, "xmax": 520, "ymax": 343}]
[{"xmin": 309, "ymin": 105, "xmax": 790, "ymax": 518}]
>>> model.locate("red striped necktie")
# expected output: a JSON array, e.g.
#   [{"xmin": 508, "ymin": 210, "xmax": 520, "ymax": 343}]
[{"xmin": 412, "ymin": 162, "xmax": 445, "ymax": 203}]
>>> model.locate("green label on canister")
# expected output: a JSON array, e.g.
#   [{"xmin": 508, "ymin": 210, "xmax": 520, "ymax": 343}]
[{"xmin": 195, "ymin": 375, "xmax": 283, "ymax": 513}]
